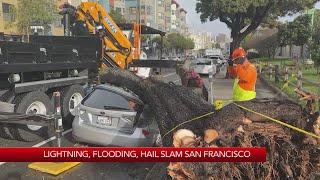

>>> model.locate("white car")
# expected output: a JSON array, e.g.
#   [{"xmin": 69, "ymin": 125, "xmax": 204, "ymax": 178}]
[
  {"xmin": 171, "ymin": 56, "xmax": 181, "ymax": 61},
  {"xmin": 207, "ymin": 56, "xmax": 223, "ymax": 65},
  {"xmin": 194, "ymin": 58, "xmax": 217, "ymax": 75}
]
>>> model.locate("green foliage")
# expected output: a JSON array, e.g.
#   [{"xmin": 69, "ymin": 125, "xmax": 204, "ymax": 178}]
[
  {"xmin": 196, "ymin": 0, "xmax": 318, "ymax": 52},
  {"xmin": 277, "ymin": 23, "xmax": 291, "ymax": 47},
  {"xmin": 256, "ymin": 34, "xmax": 278, "ymax": 59},
  {"xmin": 311, "ymin": 10, "xmax": 320, "ymax": 70},
  {"xmin": 109, "ymin": 9, "xmax": 127, "ymax": 24},
  {"xmin": 8, "ymin": 0, "xmax": 58, "ymax": 34},
  {"xmin": 292, "ymin": 14, "xmax": 312, "ymax": 46},
  {"xmin": 152, "ymin": 33, "xmax": 195, "ymax": 51}
]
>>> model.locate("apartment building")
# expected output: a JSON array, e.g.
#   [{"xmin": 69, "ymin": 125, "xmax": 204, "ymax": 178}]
[
  {"xmin": 0, "ymin": 0, "xmax": 17, "ymax": 34},
  {"xmin": 170, "ymin": 0, "xmax": 178, "ymax": 33},
  {"xmin": 164, "ymin": 0, "xmax": 171, "ymax": 32},
  {"xmin": 114, "ymin": 0, "xmax": 125, "ymax": 16},
  {"xmin": 125, "ymin": 0, "xmax": 156, "ymax": 27},
  {"xmin": 178, "ymin": 8, "xmax": 187, "ymax": 35},
  {"xmin": 189, "ymin": 31, "xmax": 214, "ymax": 50}
]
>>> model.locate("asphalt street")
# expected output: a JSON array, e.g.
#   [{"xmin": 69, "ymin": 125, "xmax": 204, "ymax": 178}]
[
  {"xmin": 0, "ymin": 66, "xmax": 275, "ymax": 180},
  {"xmin": 0, "ymin": 68, "xmax": 181, "ymax": 180}
]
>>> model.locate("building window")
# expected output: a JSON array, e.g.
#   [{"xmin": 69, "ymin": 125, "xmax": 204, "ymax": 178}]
[
  {"xmin": 146, "ymin": 6, "xmax": 151, "ymax": 15},
  {"xmin": 141, "ymin": 5, "xmax": 145, "ymax": 14},
  {"xmin": 130, "ymin": 7, "xmax": 137, "ymax": 14},
  {"xmin": 166, "ymin": 5, "xmax": 170, "ymax": 11},
  {"xmin": 166, "ymin": 17, "xmax": 170, "ymax": 23},
  {"xmin": 2, "ymin": 3, "xmax": 15, "ymax": 22}
]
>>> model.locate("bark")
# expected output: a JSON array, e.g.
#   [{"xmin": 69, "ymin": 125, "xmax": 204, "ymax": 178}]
[
  {"xmin": 100, "ymin": 68, "xmax": 320, "ymax": 179},
  {"xmin": 230, "ymin": 33, "xmax": 242, "ymax": 54},
  {"xmin": 301, "ymin": 45, "xmax": 304, "ymax": 62}
]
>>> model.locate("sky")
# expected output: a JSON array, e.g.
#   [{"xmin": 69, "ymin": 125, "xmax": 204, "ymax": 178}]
[{"xmin": 176, "ymin": 0, "xmax": 320, "ymax": 36}]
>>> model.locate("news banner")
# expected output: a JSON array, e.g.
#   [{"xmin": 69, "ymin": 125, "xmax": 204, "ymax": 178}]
[{"xmin": 0, "ymin": 148, "xmax": 266, "ymax": 162}]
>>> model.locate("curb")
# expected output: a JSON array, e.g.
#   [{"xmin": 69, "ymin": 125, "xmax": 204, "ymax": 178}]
[{"xmin": 259, "ymin": 75, "xmax": 289, "ymax": 99}]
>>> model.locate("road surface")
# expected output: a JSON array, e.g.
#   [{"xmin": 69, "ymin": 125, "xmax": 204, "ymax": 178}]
[{"xmin": 0, "ymin": 66, "xmax": 275, "ymax": 180}]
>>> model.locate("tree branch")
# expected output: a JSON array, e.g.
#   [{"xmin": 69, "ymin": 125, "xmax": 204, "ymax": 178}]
[
  {"xmin": 219, "ymin": 15, "xmax": 232, "ymax": 28},
  {"xmin": 240, "ymin": 2, "xmax": 274, "ymax": 38}
]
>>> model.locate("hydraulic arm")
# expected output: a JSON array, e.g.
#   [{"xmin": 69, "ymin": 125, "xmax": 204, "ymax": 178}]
[{"xmin": 60, "ymin": 2, "xmax": 134, "ymax": 69}]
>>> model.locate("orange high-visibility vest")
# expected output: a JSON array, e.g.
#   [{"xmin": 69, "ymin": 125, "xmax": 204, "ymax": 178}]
[{"xmin": 229, "ymin": 60, "xmax": 257, "ymax": 101}]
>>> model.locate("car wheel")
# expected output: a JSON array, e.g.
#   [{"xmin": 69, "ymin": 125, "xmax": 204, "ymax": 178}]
[
  {"xmin": 11, "ymin": 91, "xmax": 53, "ymax": 142},
  {"xmin": 61, "ymin": 85, "xmax": 84, "ymax": 127}
]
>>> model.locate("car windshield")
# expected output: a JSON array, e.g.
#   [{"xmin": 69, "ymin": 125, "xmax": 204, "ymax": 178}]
[
  {"xmin": 211, "ymin": 60, "xmax": 219, "ymax": 64},
  {"xmin": 82, "ymin": 88, "xmax": 132, "ymax": 111},
  {"xmin": 197, "ymin": 61, "xmax": 211, "ymax": 65},
  {"xmin": 209, "ymin": 56, "xmax": 219, "ymax": 60}
]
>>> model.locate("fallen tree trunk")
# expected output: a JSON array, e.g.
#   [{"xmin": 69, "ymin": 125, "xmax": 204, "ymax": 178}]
[{"xmin": 101, "ymin": 68, "xmax": 320, "ymax": 179}]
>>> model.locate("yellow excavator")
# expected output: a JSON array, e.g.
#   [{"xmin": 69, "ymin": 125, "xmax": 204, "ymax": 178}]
[{"xmin": 59, "ymin": 2, "xmax": 141, "ymax": 70}]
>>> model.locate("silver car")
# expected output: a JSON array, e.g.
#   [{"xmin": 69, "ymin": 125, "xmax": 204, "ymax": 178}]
[
  {"xmin": 72, "ymin": 84, "xmax": 160, "ymax": 147},
  {"xmin": 194, "ymin": 58, "xmax": 217, "ymax": 75}
]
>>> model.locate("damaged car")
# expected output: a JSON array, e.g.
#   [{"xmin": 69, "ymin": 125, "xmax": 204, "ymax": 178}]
[{"xmin": 72, "ymin": 84, "xmax": 161, "ymax": 147}]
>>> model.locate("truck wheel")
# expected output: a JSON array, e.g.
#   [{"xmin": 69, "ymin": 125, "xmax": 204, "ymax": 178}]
[
  {"xmin": 11, "ymin": 91, "xmax": 53, "ymax": 142},
  {"xmin": 61, "ymin": 85, "xmax": 84, "ymax": 126}
]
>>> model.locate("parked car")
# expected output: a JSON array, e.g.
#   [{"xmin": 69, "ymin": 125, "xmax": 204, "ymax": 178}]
[
  {"xmin": 72, "ymin": 84, "xmax": 160, "ymax": 147},
  {"xmin": 194, "ymin": 58, "xmax": 217, "ymax": 75},
  {"xmin": 172, "ymin": 56, "xmax": 181, "ymax": 61},
  {"xmin": 207, "ymin": 55, "xmax": 224, "ymax": 65}
]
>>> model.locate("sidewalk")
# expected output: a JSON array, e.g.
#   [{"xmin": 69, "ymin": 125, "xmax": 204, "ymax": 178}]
[{"xmin": 206, "ymin": 68, "xmax": 276, "ymax": 101}]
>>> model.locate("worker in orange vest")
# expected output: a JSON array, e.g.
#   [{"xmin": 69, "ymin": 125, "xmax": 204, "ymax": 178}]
[{"xmin": 228, "ymin": 48, "xmax": 257, "ymax": 101}]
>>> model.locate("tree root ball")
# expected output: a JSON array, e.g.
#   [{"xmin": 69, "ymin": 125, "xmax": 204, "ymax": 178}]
[{"xmin": 100, "ymin": 68, "xmax": 320, "ymax": 179}]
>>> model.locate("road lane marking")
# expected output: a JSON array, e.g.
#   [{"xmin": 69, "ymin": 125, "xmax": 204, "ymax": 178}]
[
  {"xmin": 0, "ymin": 129, "xmax": 73, "ymax": 166},
  {"xmin": 32, "ymin": 129, "xmax": 72, "ymax": 147},
  {"xmin": 163, "ymin": 73, "xmax": 176, "ymax": 77}
]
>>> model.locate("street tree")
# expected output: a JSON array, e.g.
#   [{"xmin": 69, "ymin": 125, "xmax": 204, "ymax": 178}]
[
  {"xmin": 292, "ymin": 15, "xmax": 312, "ymax": 60},
  {"xmin": 196, "ymin": 0, "xmax": 318, "ymax": 53},
  {"xmin": 151, "ymin": 33, "xmax": 195, "ymax": 56},
  {"xmin": 277, "ymin": 23, "xmax": 290, "ymax": 56},
  {"xmin": 256, "ymin": 34, "xmax": 278, "ymax": 59},
  {"xmin": 167, "ymin": 33, "xmax": 194, "ymax": 54},
  {"xmin": 8, "ymin": 0, "xmax": 58, "ymax": 35},
  {"xmin": 311, "ymin": 10, "xmax": 320, "ymax": 73}
]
